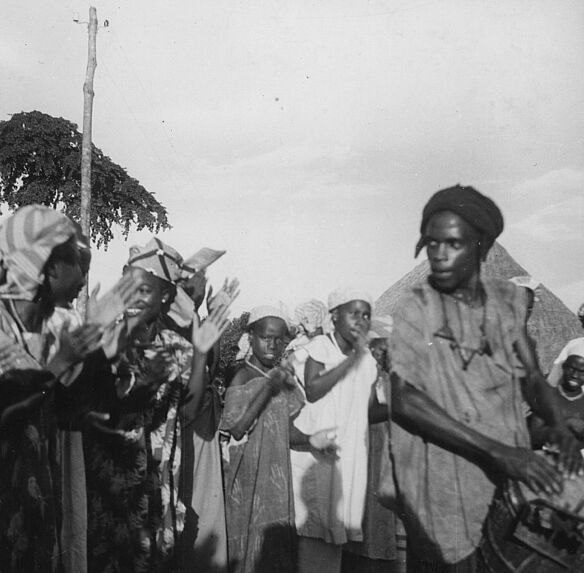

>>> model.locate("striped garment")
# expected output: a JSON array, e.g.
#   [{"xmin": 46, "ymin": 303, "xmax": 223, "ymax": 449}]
[{"xmin": 0, "ymin": 204, "xmax": 75, "ymax": 300}]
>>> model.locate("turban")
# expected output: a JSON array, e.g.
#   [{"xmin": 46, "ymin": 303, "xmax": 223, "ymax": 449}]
[
  {"xmin": 415, "ymin": 184, "xmax": 504, "ymax": 258},
  {"xmin": 0, "ymin": 205, "xmax": 76, "ymax": 300},
  {"xmin": 547, "ymin": 337, "xmax": 584, "ymax": 387},
  {"xmin": 294, "ymin": 299, "xmax": 328, "ymax": 336},
  {"xmin": 247, "ymin": 304, "xmax": 290, "ymax": 330},
  {"xmin": 327, "ymin": 288, "xmax": 373, "ymax": 311},
  {"xmin": 127, "ymin": 237, "xmax": 184, "ymax": 285}
]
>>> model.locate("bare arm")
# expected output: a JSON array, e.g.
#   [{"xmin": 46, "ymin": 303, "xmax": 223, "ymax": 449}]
[
  {"xmin": 304, "ymin": 353, "xmax": 361, "ymax": 402},
  {"xmin": 391, "ymin": 372, "xmax": 564, "ymax": 494},
  {"xmin": 515, "ymin": 326, "xmax": 583, "ymax": 476},
  {"xmin": 227, "ymin": 369, "xmax": 277, "ymax": 440}
]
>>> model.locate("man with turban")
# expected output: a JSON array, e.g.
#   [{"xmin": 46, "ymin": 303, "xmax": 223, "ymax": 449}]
[{"xmin": 390, "ymin": 185, "xmax": 581, "ymax": 572}]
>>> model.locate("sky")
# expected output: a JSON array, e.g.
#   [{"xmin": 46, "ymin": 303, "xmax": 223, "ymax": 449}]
[{"xmin": 1, "ymin": 0, "xmax": 583, "ymax": 315}]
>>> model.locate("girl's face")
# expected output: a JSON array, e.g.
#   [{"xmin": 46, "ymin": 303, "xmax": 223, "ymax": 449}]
[
  {"xmin": 370, "ymin": 338, "xmax": 388, "ymax": 368},
  {"xmin": 249, "ymin": 317, "xmax": 288, "ymax": 369},
  {"xmin": 126, "ymin": 267, "xmax": 170, "ymax": 324},
  {"xmin": 332, "ymin": 300, "xmax": 371, "ymax": 344}
]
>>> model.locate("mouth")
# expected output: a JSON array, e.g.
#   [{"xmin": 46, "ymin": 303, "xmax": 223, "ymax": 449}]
[
  {"xmin": 431, "ymin": 270, "xmax": 453, "ymax": 279},
  {"xmin": 566, "ymin": 378, "xmax": 582, "ymax": 389},
  {"xmin": 126, "ymin": 307, "xmax": 144, "ymax": 317}
]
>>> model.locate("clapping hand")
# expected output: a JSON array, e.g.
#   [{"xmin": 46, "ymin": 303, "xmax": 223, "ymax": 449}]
[
  {"xmin": 192, "ymin": 301, "xmax": 232, "ymax": 355},
  {"xmin": 0, "ymin": 341, "xmax": 39, "ymax": 374},
  {"xmin": 207, "ymin": 277, "xmax": 240, "ymax": 313},
  {"xmin": 87, "ymin": 273, "xmax": 139, "ymax": 328}
]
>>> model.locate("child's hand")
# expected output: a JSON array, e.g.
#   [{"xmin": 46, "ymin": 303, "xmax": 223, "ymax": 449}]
[
  {"xmin": 350, "ymin": 328, "xmax": 369, "ymax": 356},
  {"xmin": 309, "ymin": 427, "xmax": 339, "ymax": 459}
]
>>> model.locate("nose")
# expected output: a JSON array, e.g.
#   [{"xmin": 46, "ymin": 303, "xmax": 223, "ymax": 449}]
[{"xmin": 431, "ymin": 242, "xmax": 448, "ymax": 262}]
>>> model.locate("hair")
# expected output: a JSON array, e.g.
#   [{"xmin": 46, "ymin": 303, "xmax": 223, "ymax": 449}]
[{"xmin": 35, "ymin": 235, "xmax": 80, "ymax": 303}]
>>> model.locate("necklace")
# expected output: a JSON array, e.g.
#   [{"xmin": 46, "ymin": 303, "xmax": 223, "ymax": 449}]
[
  {"xmin": 434, "ymin": 284, "xmax": 492, "ymax": 371},
  {"xmin": 244, "ymin": 359, "xmax": 270, "ymax": 379},
  {"xmin": 558, "ymin": 384, "xmax": 584, "ymax": 402}
]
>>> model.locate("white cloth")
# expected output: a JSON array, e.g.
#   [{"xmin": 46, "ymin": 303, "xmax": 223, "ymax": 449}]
[
  {"xmin": 547, "ymin": 337, "xmax": 584, "ymax": 387},
  {"xmin": 290, "ymin": 334, "xmax": 377, "ymax": 544},
  {"xmin": 327, "ymin": 288, "xmax": 372, "ymax": 311}
]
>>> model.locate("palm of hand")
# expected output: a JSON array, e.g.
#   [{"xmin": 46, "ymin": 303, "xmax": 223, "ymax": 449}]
[{"xmin": 192, "ymin": 321, "xmax": 220, "ymax": 354}]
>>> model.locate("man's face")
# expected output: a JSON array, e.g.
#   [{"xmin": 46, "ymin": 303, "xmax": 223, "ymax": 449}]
[
  {"xmin": 562, "ymin": 355, "xmax": 584, "ymax": 392},
  {"xmin": 425, "ymin": 211, "xmax": 481, "ymax": 294},
  {"xmin": 47, "ymin": 251, "xmax": 86, "ymax": 306},
  {"xmin": 332, "ymin": 300, "xmax": 371, "ymax": 344},
  {"xmin": 369, "ymin": 338, "xmax": 388, "ymax": 367},
  {"xmin": 250, "ymin": 317, "xmax": 288, "ymax": 368}
]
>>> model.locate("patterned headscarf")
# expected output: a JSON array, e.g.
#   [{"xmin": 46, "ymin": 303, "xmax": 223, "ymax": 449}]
[
  {"xmin": 294, "ymin": 299, "xmax": 328, "ymax": 336},
  {"xmin": 0, "ymin": 204, "xmax": 76, "ymax": 300},
  {"xmin": 126, "ymin": 237, "xmax": 184, "ymax": 285}
]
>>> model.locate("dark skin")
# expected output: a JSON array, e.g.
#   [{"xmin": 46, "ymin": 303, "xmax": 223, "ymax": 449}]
[
  {"xmin": 228, "ymin": 317, "xmax": 337, "ymax": 452},
  {"xmin": 368, "ymin": 338, "xmax": 390, "ymax": 424},
  {"xmin": 392, "ymin": 210, "xmax": 582, "ymax": 496},
  {"xmin": 530, "ymin": 355, "xmax": 584, "ymax": 446},
  {"xmin": 304, "ymin": 300, "xmax": 371, "ymax": 403}
]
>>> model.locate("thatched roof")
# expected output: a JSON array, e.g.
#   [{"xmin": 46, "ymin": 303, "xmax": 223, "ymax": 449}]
[{"xmin": 375, "ymin": 242, "xmax": 582, "ymax": 372}]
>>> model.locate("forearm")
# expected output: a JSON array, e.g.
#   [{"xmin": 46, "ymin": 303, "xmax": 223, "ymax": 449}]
[
  {"xmin": 305, "ymin": 355, "xmax": 358, "ymax": 402},
  {"xmin": 289, "ymin": 421, "xmax": 310, "ymax": 448},
  {"xmin": 184, "ymin": 349, "xmax": 208, "ymax": 417},
  {"xmin": 228, "ymin": 383, "xmax": 274, "ymax": 439},
  {"xmin": 392, "ymin": 375, "xmax": 504, "ymax": 466}
]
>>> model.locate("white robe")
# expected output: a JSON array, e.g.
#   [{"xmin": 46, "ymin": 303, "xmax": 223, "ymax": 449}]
[{"xmin": 290, "ymin": 334, "xmax": 377, "ymax": 545}]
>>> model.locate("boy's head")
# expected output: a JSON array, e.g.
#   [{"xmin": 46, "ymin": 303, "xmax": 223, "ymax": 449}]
[
  {"xmin": 328, "ymin": 288, "xmax": 373, "ymax": 345},
  {"xmin": 247, "ymin": 305, "xmax": 290, "ymax": 368}
]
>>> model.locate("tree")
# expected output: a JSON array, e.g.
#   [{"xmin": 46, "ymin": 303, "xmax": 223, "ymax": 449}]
[{"xmin": 0, "ymin": 110, "xmax": 170, "ymax": 247}]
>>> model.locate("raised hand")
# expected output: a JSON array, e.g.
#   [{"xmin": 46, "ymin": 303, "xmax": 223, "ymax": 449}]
[
  {"xmin": 87, "ymin": 273, "xmax": 139, "ymax": 328},
  {"xmin": 192, "ymin": 302, "xmax": 231, "ymax": 355},
  {"xmin": 49, "ymin": 322, "xmax": 103, "ymax": 379},
  {"xmin": 207, "ymin": 277, "xmax": 240, "ymax": 313}
]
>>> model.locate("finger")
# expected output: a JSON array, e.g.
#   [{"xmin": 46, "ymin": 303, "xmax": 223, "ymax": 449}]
[{"xmin": 533, "ymin": 459, "xmax": 563, "ymax": 495}]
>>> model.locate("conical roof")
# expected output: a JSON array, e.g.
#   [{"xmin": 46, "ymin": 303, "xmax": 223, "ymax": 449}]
[{"xmin": 375, "ymin": 242, "xmax": 582, "ymax": 372}]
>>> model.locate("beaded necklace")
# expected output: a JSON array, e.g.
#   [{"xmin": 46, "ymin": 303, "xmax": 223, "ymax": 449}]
[{"xmin": 434, "ymin": 284, "xmax": 492, "ymax": 371}]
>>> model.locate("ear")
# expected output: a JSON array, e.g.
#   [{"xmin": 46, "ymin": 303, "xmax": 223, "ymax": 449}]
[
  {"xmin": 44, "ymin": 260, "xmax": 59, "ymax": 278},
  {"xmin": 330, "ymin": 309, "xmax": 339, "ymax": 324}
]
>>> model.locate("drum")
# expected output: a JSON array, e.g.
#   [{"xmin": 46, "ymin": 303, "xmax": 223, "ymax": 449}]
[{"xmin": 480, "ymin": 478, "xmax": 584, "ymax": 572}]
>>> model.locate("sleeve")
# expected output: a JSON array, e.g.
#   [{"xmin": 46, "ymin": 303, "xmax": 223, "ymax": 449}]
[{"xmin": 389, "ymin": 290, "xmax": 433, "ymax": 392}]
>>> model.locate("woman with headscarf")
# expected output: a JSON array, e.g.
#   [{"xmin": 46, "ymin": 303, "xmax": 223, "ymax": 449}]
[
  {"xmin": 0, "ymin": 205, "xmax": 104, "ymax": 573},
  {"xmin": 220, "ymin": 305, "xmax": 336, "ymax": 573},
  {"xmin": 83, "ymin": 237, "xmax": 231, "ymax": 573}
]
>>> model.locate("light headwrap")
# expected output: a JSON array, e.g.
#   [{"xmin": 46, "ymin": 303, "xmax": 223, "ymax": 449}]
[
  {"xmin": 0, "ymin": 204, "xmax": 76, "ymax": 300},
  {"xmin": 547, "ymin": 337, "xmax": 584, "ymax": 387},
  {"xmin": 247, "ymin": 304, "xmax": 290, "ymax": 330},
  {"xmin": 327, "ymin": 288, "xmax": 373, "ymax": 311},
  {"xmin": 368, "ymin": 315, "xmax": 394, "ymax": 340},
  {"xmin": 294, "ymin": 299, "xmax": 328, "ymax": 336}
]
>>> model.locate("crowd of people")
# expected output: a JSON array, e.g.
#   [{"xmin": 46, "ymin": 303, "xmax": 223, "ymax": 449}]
[{"xmin": 1, "ymin": 185, "xmax": 583, "ymax": 573}]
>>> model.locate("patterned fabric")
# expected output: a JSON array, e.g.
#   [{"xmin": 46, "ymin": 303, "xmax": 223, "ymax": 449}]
[
  {"xmin": 0, "ymin": 205, "xmax": 75, "ymax": 300},
  {"xmin": 127, "ymin": 238, "xmax": 184, "ymax": 285},
  {"xmin": 390, "ymin": 278, "xmax": 530, "ymax": 563},
  {"xmin": 0, "ymin": 301, "xmax": 61, "ymax": 573},
  {"xmin": 84, "ymin": 322, "xmax": 194, "ymax": 573},
  {"xmin": 290, "ymin": 334, "xmax": 378, "ymax": 544},
  {"xmin": 294, "ymin": 300, "xmax": 328, "ymax": 336},
  {"xmin": 220, "ymin": 374, "xmax": 304, "ymax": 573}
]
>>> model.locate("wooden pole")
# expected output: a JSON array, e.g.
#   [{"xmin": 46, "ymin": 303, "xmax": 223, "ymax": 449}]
[{"xmin": 79, "ymin": 6, "xmax": 98, "ymax": 314}]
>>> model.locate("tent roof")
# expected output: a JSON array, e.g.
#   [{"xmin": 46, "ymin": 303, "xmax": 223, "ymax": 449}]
[{"xmin": 375, "ymin": 242, "xmax": 582, "ymax": 371}]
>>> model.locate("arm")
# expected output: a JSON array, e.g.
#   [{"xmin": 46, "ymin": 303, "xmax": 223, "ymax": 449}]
[
  {"xmin": 304, "ymin": 353, "xmax": 361, "ymax": 402},
  {"xmin": 369, "ymin": 381, "xmax": 389, "ymax": 423},
  {"xmin": 289, "ymin": 420, "xmax": 338, "ymax": 456},
  {"xmin": 391, "ymin": 372, "xmax": 564, "ymax": 494},
  {"xmin": 515, "ymin": 327, "xmax": 583, "ymax": 476},
  {"xmin": 227, "ymin": 369, "xmax": 278, "ymax": 440}
]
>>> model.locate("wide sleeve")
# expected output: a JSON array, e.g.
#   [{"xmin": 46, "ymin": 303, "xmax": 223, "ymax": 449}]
[{"xmin": 389, "ymin": 289, "xmax": 433, "ymax": 392}]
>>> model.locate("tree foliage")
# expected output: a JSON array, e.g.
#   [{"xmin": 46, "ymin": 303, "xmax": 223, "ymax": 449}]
[
  {"xmin": 217, "ymin": 311, "xmax": 250, "ymax": 383},
  {"xmin": 0, "ymin": 110, "xmax": 170, "ymax": 247}
]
